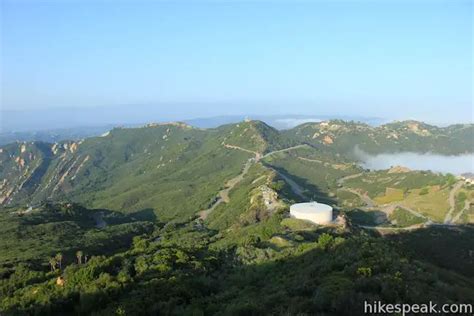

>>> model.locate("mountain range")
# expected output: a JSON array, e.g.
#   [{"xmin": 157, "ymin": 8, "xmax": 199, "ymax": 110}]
[{"xmin": 1, "ymin": 119, "xmax": 473, "ymax": 315}]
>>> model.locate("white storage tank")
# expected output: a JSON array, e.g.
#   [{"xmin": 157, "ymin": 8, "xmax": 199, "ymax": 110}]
[{"xmin": 290, "ymin": 202, "xmax": 333, "ymax": 224}]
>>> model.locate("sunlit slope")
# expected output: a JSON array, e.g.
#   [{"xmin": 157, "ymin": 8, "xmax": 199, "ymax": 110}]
[
  {"xmin": 218, "ymin": 120, "xmax": 296, "ymax": 154},
  {"xmin": 0, "ymin": 122, "xmax": 289, "ymax": 220},
  {"xmin": 285, "ymin": 120, "xmax": 474, "ymax": 155},
  {"xmin": 1, "ymin": 122, "xmax": 474, "ymax": 315},
  {"xmin": 1, "ymin": 119, "xmax": 473, "ymax": 222}
]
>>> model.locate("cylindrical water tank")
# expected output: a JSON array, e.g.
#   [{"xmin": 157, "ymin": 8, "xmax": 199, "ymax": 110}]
[{"xmin": 290, "ymin": 202, "xmax": 333, "ymax": 224}]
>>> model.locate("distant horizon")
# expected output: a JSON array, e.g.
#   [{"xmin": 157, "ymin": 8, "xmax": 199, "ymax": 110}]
[
  {"xmin": 1, "ymin": 0, "xmax": 472, "ymax": 126},
  {"xmin": 1, "ymin": 107, "xmax": 472, "ymax": 135}
]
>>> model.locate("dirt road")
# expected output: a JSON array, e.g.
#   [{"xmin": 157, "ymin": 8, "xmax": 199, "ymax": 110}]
[
  {"xmin": 338, "ymin": 187, "xmax": 375, "ymax": 208},
  {"xmin": 198, "ymin": 158, "xmax": 253, "ymax": 220},
  {"xmin": 199, "ymin": 143, "xmax": 312, "ymax": 220},
  {"xmin": 444, "ymin": 181, "xmax": 463, "ymax": 224},
  {"xmin": 262, "ymin": 144, "xmax": 310, "ymax": 158}
]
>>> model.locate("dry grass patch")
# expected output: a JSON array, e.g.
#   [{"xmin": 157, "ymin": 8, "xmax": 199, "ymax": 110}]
[
  {"xmin": 400, "ymin": 188, "xmax": 450, "ymax": 222},
  {"xmin": 374, "ymin": 187, "xmax": 404, "ymax": 205}
]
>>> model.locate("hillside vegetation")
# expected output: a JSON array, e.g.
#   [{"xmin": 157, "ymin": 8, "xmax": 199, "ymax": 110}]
[
  {"xmin": 286, "ymin": 120, "xmax": 474, "ymax": 155},
  {"xmin": 1, "ymin": 119, "xmax": 473, "ymax": 315}
]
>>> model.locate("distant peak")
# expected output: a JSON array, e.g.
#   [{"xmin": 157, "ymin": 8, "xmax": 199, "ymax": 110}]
[
  {"xmin": 387, "ymin": 165, "xmax": 411, "ymax": 173},
  {"xmin": 145, "ymin": 122, "xmax": 193, "ymax": 129}
]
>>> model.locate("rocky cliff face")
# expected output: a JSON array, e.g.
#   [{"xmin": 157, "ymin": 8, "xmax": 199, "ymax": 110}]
[
  {"xmin": 0, "ymin": 122, "xmax": 260, "ymax": 214},
  {"xmin": 0, "ymin": 140, "xmax": 83, "ymax": 206}
]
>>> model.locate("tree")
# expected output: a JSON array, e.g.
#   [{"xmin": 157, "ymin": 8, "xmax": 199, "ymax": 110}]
[
  {"xmin": 419, "ymin": 187, "xmax": 429, "ymax": 195},
  {"xmin": 318, "ymin": 233, "xmax": 334, "ymax": 251},
  {"xmin": 76, "ymin": 250, "xmax": 83, "ymax": 264},
  {"xmin": 55, "ymin": 252, "xmax": 63, "ymax": 269},
  {"xmin": 49, "ymin": 257, "xmax": 57, "ymax": 272}
]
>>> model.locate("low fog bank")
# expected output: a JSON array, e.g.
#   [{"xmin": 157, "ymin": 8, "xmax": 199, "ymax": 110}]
[{"xmin": 354, "ymin": 147, "xmax": 474, "ymax": 175}]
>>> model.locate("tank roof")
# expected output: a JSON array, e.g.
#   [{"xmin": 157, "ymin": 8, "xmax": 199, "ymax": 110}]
[{"xmin": 290, "ymin": 202, "xmax": 332, "ymax": 214}]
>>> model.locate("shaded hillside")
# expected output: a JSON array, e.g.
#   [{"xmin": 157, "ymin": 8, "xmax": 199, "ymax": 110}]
[
  {"xmin": 0, "ymin": 203, "xmax": 154, "ymax": 270},
  {"xmin": 1, "ymin": 214, "xmax": 474, "ymax": 315}
]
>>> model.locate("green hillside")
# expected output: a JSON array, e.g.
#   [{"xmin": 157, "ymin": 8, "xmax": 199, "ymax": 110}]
[
  {"xmin": 285, "ymin": 120, "xmax": 474, "ymax": 155},
  {"xmin": 1, "ymin": 120, "xmax": 474, "ymax": 315},
  {"xmin": 0, "ymin": 203, "xmax": 154, "ymax": 270}
]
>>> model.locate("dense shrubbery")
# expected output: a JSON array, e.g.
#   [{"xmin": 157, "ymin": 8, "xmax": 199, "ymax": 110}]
[{"xmin": 1, "ymin": 207, "xmax": 474, "ymax": 315}]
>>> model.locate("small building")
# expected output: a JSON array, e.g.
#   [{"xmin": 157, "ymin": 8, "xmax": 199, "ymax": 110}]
[{"xmin": 290, "ymin": 202, "xmax": 333, "ymax": 224}]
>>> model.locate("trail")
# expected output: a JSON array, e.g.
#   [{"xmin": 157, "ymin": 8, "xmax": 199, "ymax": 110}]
[
  {"xmin": 224, "ymin": 143, "xmax": 309, "ymax": 161},
  {"xmin": 444, "ymin": 181, "xmax": 463, "ymax": 224},
  {"xmin": 270, "ymin": 168, "xmax": 307, "ymax": 200},
  {"xmin": 199, "ymin": 143, "xmax": 311, "ymax": 220},
  {"xmin": 360, "ymin": 223, "xmax": 426, "ymax": 234},
  {"xmin": 339, "ymin": 187, "xmax": 432, "ymax": 228},
  {"xmin": 198, "ymin": 158, "xmax": 254, "ymax": 220},
  {"xmin": 297, "ymin": 157, "xmax": 323, "ymax": 164},
  {"xmin": 262, "ymin": 144, "xmax": 310, "ymax": 158},
  {"xmin": 223, "ymin": 144, "xmax": 261, "ymax": 160},
  {"xmin": 338, "ymin": 187, "xmax": 375, "ymax": 208},
  {"xmin": 451, "ymin": 199, "xmax": 471, "ymax": 224},
  {"xmin": 388, "ymin": 203, "xmax": 429, "ymax": 221},
  {"xmin": 337, "ymin": 172, "xmax": 364, "ymax": 186}
]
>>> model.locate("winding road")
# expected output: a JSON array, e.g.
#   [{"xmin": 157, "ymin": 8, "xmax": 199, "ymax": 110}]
[
  {"xmin": 336, "ymin": 172, "xmax": 364, "ymax": 186},
  {"xmin": 198, "ymin": 143, "xmax": 311, "ymax": 220},
  {"xmin": 338, "ymin": 178, "xmax": 431, "ymax": 229},
  {"xmin": 261, "ymin": 144, "xmax": 310, "ymax": 158},
  {"xmin": 270, "ymin": 168, "xmax": 307, "ymax": 200},
  {"xmin": 198, "ymin": 158, "xmax": 254, "ymax": 220},
  {"xmin": 338, "ymin": 187, "xmax": 375, "ymax": 208}
]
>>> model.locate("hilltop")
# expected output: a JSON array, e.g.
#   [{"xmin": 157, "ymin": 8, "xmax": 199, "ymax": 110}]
[
  {"xmin": 286, "ymin": 119, "xmax": 474, "ymax": 155},
  {"xmin": 0, "ymin": 121, "xmax": 294, "ymax": 218}
]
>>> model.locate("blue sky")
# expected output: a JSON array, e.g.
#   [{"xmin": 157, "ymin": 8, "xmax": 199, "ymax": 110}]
[{"xmin": 1, "ymin": 0, "xmax": 472, "ymax": 124}]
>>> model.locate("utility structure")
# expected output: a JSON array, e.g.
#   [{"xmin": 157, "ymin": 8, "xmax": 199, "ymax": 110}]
[{"xmin": 290, "ymin": 202, "xmax": 333, "ymax": 224}]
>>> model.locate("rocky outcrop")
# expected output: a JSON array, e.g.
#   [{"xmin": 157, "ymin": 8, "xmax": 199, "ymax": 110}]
[
  {"xmin": 323, "ymin": 135, "xmax": 334, "ymax": 145},
  {"xmin": 388, "ymin": 165, "xmax": 411, "ymax": 173}
]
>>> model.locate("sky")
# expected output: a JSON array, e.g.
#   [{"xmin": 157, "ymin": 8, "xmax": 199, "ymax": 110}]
[{"xmin": 0, "ymin": 0, "xmax": 472, "ymax": 130}]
